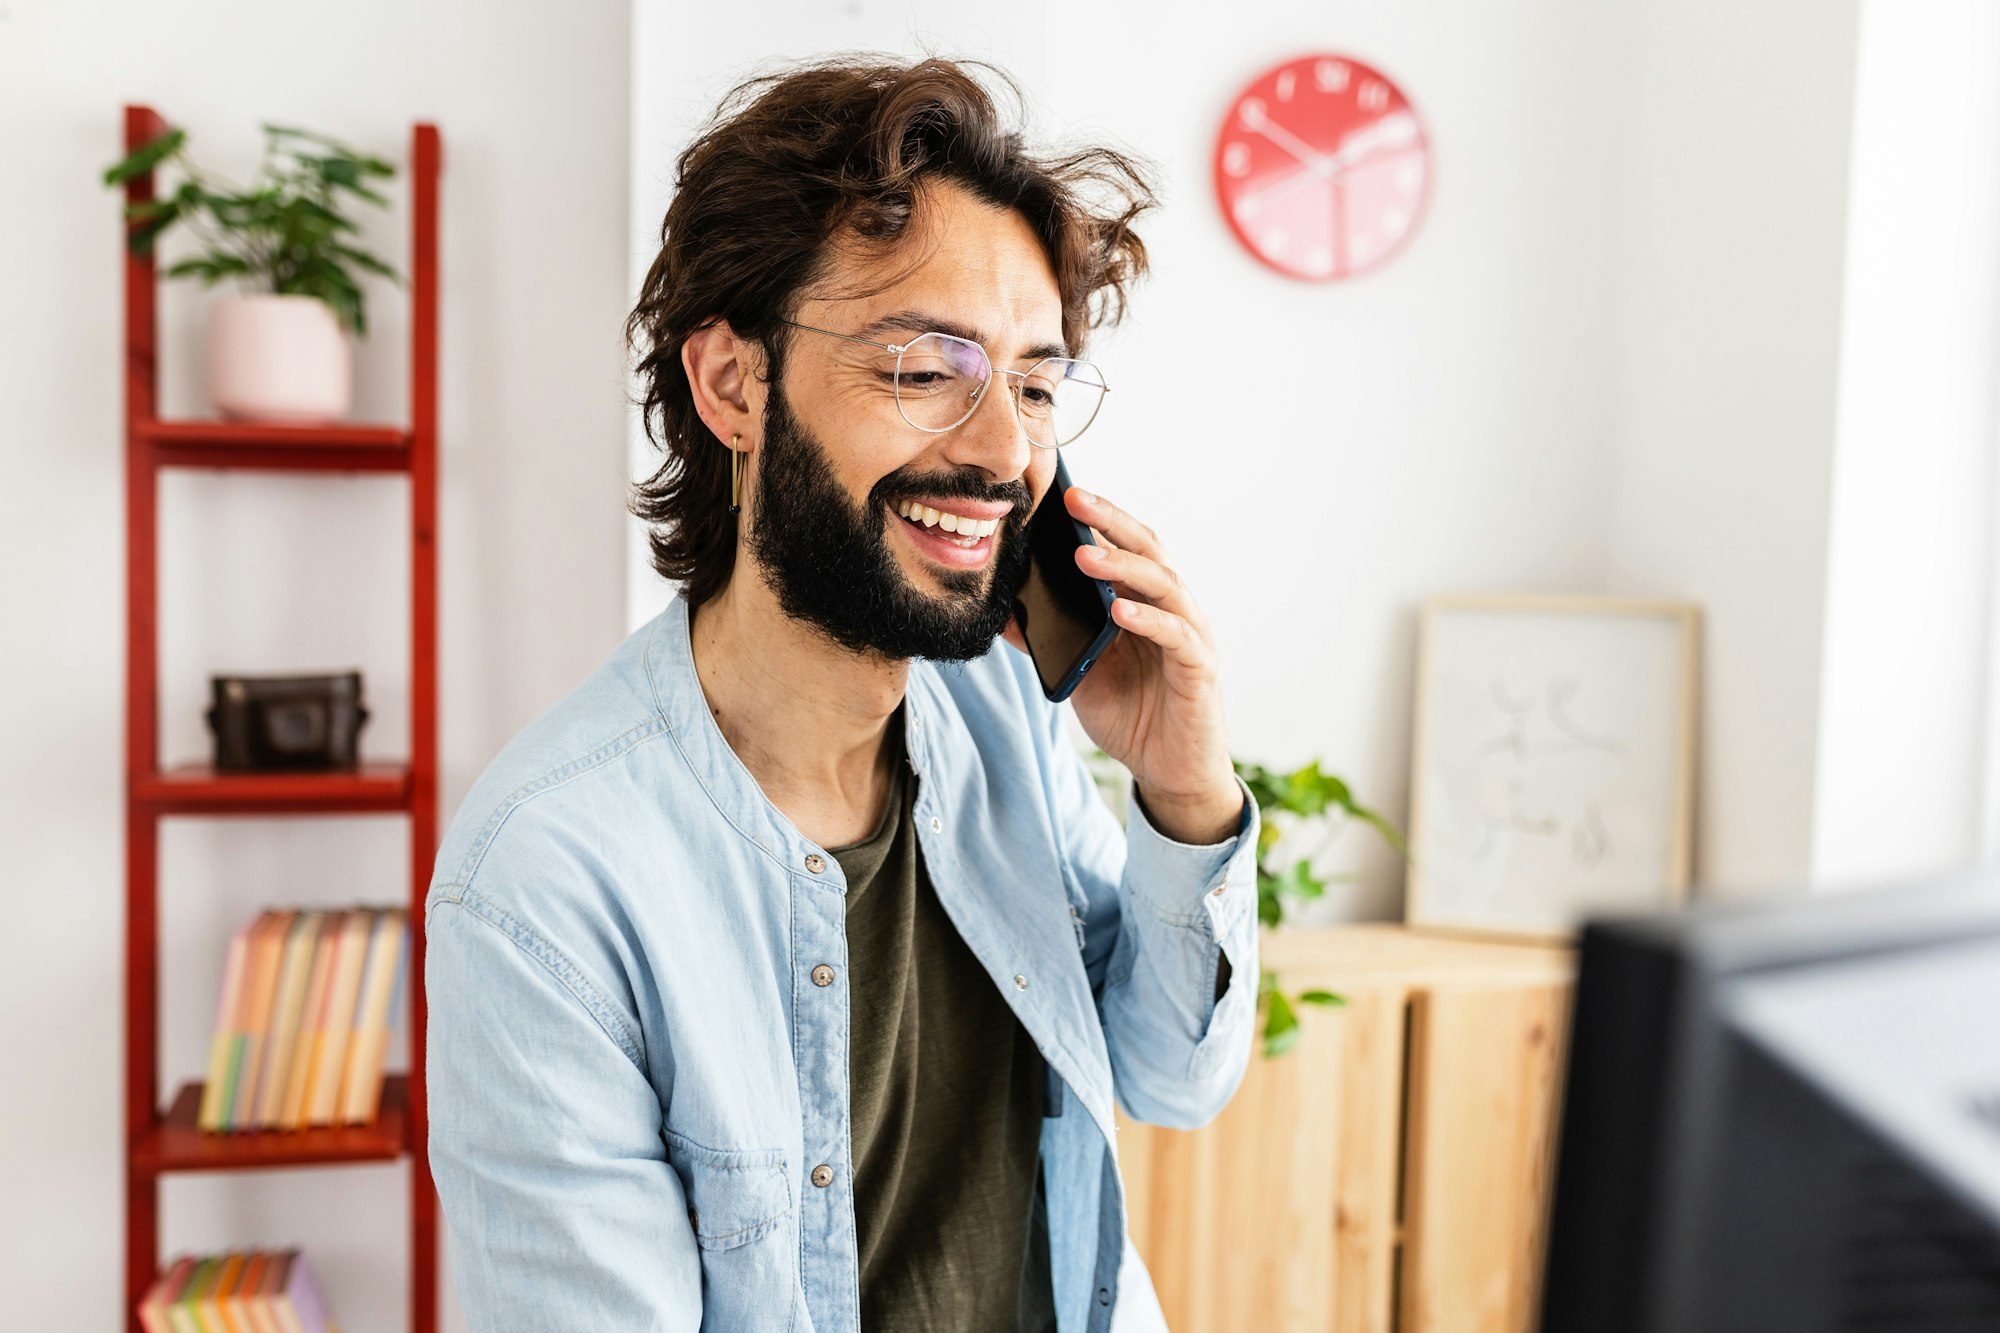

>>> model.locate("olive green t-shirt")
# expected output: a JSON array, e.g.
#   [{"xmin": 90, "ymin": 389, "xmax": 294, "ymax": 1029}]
[{"xmin": 828, "ymin": 705, "xmax": 1056, "ymax": 1332}]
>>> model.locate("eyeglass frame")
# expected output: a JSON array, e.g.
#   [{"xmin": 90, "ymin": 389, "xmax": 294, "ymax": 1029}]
[{"xmin": 775, "ymin": 317, "xmax": 1110, "ymax": 449}]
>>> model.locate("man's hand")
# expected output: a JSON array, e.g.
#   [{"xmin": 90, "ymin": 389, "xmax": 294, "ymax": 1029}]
[{"xmin": 1000, "ymin": 485, "xmax": 1242, "ymax": 845}]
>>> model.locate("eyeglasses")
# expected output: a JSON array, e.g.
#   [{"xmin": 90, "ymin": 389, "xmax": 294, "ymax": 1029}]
[{"xmin": 778, "ymin": 318, "xmax": 1109, "ymax": 449}]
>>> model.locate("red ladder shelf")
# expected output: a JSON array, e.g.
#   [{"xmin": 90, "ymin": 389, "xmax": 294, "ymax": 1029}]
[{"xmin": 120, "ymin": 104, "xmax": 442, "ymax": 1333}]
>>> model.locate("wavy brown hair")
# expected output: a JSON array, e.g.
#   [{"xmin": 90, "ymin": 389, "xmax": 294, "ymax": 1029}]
[{"xmin": 624, "ymin": 52, "xmax": 1161, "ymax": 606}]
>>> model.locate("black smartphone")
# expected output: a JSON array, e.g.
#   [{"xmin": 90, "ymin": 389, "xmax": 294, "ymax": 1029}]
[{"xmin": 1014, "ymin": 453, "xmax": 1120, "ymax": 702}]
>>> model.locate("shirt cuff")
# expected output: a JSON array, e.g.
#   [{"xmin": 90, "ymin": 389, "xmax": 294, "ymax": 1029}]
[{"xmin": 1121, "ymin": 770, "xmax": 1260, "ymax": 934}]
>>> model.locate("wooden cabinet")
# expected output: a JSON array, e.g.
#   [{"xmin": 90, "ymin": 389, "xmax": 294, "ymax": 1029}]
[{"xmin": 1117, "ymin": 924, "xmax": 1575, "ymax": 1333}]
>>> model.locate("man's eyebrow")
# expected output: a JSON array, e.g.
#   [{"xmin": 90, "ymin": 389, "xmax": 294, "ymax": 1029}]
[{"xmin": 856, "ymin": 309, "xmax": 1069, "ymax": 362}]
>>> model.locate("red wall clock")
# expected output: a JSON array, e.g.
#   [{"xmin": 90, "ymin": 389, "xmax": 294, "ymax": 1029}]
[{"xmin": 1213, "ymin": 53, "xmax": 1433, "ymax": 282}]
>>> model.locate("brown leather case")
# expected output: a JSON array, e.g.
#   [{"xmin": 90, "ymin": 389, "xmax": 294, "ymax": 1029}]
[{"xmin": 205, "ymin": 670, "xmax": 369, "ymax": 771}]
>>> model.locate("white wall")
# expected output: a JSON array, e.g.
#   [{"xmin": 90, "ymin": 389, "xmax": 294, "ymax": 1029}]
[
  {"xmin": 0, "ymin": 2, "xmax": 631, "ymax": 1328},
  {"xmin": 1813, "ymin": 0, "xmax": 2000, "ymax": 887},
  {"xmin": 1603, "ymin": 0, "xmax": 1866, "ymax": 896}
]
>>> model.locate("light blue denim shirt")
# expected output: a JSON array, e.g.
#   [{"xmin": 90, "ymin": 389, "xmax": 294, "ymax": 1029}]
[{"xmin": 424, "ymin": 588, "xmax": 1261, "ymax": 1331}]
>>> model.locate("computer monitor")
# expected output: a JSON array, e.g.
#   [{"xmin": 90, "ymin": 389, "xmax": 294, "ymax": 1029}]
[{"xmin": 1538, "ymin": 867, "xmax": 2000, "ymax": 1332}]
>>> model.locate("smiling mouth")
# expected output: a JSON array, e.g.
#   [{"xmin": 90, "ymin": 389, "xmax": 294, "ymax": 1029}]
[{"xmin": 891, "ymin": 498, "xmax": 1003, "ymax": 550}]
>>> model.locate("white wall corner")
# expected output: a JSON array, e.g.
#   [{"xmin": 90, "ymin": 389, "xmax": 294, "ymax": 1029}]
[{"xmin": 1811, "ymin": 0, "xmax": 2000, "ymax": 889}]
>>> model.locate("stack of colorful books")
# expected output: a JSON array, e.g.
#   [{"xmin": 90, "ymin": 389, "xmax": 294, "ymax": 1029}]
[
  {"xmin": 139, "ymin": 1249, "xmax": 340, "ymax": 1332},
  {"xmin": 198, "ymin": 906, "xmax": 409, "ymax": 1132}
]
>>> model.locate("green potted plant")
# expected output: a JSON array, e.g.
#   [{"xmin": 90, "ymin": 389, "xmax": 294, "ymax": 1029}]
[
  {"xmin": 1234, "ymin": 757, "xmax": 1405, "ymax": 1055},
  {"xmin": 1083, "ymin": 748, "xmax": 1407, "ymax": 1057},
  {"xmin": 103, "ymin": 121, "xmax": 402, "ymax": 424}
]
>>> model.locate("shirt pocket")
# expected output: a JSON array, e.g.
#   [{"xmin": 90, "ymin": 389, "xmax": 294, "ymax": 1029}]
[{"xmin": 664, "ymin": 1128, "xmax": 793, "ymax": 1250}]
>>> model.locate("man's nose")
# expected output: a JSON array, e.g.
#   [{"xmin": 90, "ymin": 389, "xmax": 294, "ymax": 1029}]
[{"xmin": 946, "ymin": 373, "xmax": 1033, "ymax": 480}]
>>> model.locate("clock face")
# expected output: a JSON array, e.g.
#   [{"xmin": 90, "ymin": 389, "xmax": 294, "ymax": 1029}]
[{"xmin": 1213, "ymin": 54, "xmax": 1432, "ymax": 282}]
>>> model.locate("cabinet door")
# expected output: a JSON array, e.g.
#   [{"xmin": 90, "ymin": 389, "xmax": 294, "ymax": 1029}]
[
  {"xmin": 1398, "ymin": 983, "xmax": 1573, "ymax": 1333},
  {"xmin": 1119, "ymin": 986, "xmax": 1407, "ymax": 1333}
]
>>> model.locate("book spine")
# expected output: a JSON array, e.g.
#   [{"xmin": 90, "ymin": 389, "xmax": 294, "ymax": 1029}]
[
  {"xmin": 196, "ymin": 924, "xmax": 250, "ymax": 1132},
  {"xmin": 166, "ymin": 1256, "xmax": 216, "ymax": 1333},
  {"xmin": 280, "ymin": 912, "xmax": 340, "ymax": 1128},
  {"xmin": 333, "ymin": 911, "xmax": 390, "ymax": 1123},
  {"xmin": 310, "ymin": 910, "xmax": 374, "ymax": 1127},
  {"xmin": 138, "ymin": 1254, "xmax": 196, "ymax": 1333},
  {"xmin": 341, "ymin": 909, "xmax": 406, "ymax": 1124},
  {"xmin": 282, "ymin": 1248, "xmax": 334, "ymax": 1333},
  {"xmin": 254, "ymin": 913, "xmax": 321, "ymax": 1127},
  {"xmin": 360, "ymin": 910, "xmax": 410, "ymax": 1123},
  {"xmin": 229, "ymin": 911, "xmax": 293, "ymax": 1129}
]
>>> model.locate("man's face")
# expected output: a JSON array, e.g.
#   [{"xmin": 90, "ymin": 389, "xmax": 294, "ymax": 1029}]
[{"xmin": 741, "ymin": 180, "xmax": 1066, "ymax": 664}]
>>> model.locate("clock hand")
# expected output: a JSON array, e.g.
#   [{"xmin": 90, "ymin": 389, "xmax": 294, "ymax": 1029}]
[
  {"xmin": 1235, "ymin": 161, "xmax": 1333, "ymax": 214},
  {"xmin": 1240, "ymin": 104, "xmax": 1338, "ymax": 175},
  {"xmin": 1321, "ymin": 114, "xmax": 1424, "ymax": 176},
  {"xmin": 1325, "ymin": 140, "xmax": 1418, "ymax": 178}
]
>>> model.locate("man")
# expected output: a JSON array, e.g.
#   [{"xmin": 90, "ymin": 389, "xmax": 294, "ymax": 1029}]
[{"xmin": 425, "ymin": 54, "xmax": 1261, "ymax": 1332}]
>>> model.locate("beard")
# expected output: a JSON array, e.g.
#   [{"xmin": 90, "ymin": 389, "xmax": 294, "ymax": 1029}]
[{"xmin": 743, "ymin": 376, "xmax": 1034, "ymax": 663}]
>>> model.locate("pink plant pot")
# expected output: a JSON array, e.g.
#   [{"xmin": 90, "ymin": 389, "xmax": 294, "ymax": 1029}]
[{"xmin": 208, "ymin": 293, "xmax": 353, "ymax": 423}]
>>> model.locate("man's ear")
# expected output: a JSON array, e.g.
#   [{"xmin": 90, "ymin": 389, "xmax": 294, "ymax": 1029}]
[{"xmin": 682, "ymin": 318, "xmax": 762, "ymax": 448}]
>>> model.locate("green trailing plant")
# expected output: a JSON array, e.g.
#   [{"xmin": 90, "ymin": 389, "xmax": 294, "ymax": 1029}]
[
  {"xmin": 1235, "ymin": 757, "xmax": 1407, "ymax": 1056},
  {"xmin": 1082, "ymin": 747, "xmax": 1408, "ymax": 1058},
  {"xmin": 103, "ymin": 121, "xmax": 402, "ymax": 337}
]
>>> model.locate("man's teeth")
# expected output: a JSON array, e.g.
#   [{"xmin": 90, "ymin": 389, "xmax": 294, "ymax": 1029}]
[{"xmin": 894, "ymin": 500, "xmax": 1000, "ymax": 544}]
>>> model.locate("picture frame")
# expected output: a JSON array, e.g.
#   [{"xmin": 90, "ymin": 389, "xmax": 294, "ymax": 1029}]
[{"xmin": 1405, "ymin": 594, "xmax": 1700, "ymax": 942}]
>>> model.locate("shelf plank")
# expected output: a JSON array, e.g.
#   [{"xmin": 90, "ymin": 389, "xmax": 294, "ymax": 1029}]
[
  {"xmin": 135, "ymin": 761, "xmax": 413, "ymax": 815},
  {"xmin": 134, "ymin": 1074, "xmax": 409, "ymax": 1174},
  {"xmin": 139, "ymin": 418, "xmax": 413, "ymax": 473}
]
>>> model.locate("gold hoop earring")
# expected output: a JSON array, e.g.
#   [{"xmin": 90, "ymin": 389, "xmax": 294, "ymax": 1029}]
[{"xmin": 728, "ymin": 433, "xmax": 742, "ymax": 515}]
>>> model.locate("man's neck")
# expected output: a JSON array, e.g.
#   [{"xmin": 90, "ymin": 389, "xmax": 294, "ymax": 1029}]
[{"xmin": 688, "ymin": 570, "xmax": 907, "ymax": 848}]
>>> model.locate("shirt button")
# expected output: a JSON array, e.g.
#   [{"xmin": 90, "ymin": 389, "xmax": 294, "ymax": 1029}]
[
  {"xmin": 811, "ymin": 1163, "xmax": 834, "ymax": 1188},
  {"xmin": 1097, "ymin": 1286, "xmax": 1111, "ymax": 1306},
  {"xmin": 811, "ymin": 963, "xmax": 835, "ymax": 987},
  {"xmin": 804, "ymin": 852, "xmax": 826, "ymax": 873},
  {"xmin": 928, "ymin": 815, "xmax": 941, "ymax": 833},
  {"xmin": 1013, "ymin": 973, "xmax": 1029, "ymax": 990},
  {"xmin": 1211, "ymin": 879, "xmax": 1227, "ymax": 896}
]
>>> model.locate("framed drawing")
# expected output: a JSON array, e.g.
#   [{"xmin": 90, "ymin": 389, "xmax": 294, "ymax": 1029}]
[{"xmin": 1405, "ymin": 594, "xmax": 1700, "ymax": 942}]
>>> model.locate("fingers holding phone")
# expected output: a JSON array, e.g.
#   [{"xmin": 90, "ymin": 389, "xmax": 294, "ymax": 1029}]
[{"xmin": 1062, "ymin": 488, "xmax": 1216, "ymax": 680}]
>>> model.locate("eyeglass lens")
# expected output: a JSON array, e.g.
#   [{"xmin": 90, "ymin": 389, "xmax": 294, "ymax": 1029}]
[{"xmin": 894, "ymin": 332, "xmax": 1106, "ymax": 447}]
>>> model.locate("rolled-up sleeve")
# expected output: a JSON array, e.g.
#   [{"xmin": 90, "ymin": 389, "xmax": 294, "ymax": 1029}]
[
  {"xmin": 1042, "ymin": 706, "xmax": 1262, "ymax": 1131},
  {"xmin": 425, "ymin": 887, "xmax": 703, "ymax": 1331}
]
